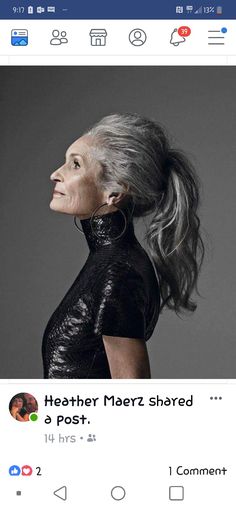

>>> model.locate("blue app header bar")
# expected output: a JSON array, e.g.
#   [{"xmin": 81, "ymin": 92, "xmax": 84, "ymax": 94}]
[{"xmin": 0, "ymin": 0, "xmax": 235, "ymax": 20}]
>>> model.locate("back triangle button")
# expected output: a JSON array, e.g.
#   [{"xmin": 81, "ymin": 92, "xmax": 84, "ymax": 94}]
[{"xmin": 53, "ymin": 486, "xmax": 67, "ymax": 501}]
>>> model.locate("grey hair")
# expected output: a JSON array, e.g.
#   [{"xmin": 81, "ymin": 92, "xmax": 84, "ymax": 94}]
[{"xmin": 85, "ymin": 113, "xmax": 204, "ymax": 313}]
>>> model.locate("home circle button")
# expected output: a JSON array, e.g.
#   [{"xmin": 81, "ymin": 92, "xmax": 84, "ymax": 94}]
[{"xmin": 111, "ymin": 486, "xmax": 126, "ymax": 501}]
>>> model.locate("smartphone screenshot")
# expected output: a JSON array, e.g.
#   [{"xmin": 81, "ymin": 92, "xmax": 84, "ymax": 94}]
[{"xmin": 0, "ymin": 0, "xmax": 235, "ymax": 509}]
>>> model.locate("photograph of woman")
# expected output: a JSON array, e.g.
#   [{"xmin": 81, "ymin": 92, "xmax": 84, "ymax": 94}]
[
  {"xmin": 42, "ymin": 113, "xmax": 204, "ymax": 379},
  {"xmin": 2, "ymin": 66, "xmax": 234, "ymax": 380}
]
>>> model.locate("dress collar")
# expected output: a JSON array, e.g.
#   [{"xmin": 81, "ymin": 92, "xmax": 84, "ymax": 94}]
[{"xmin": 80, "ymin": 209, "xmax": 136, "ymax": 251}]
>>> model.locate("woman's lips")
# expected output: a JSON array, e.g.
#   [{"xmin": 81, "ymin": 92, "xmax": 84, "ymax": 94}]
[{"xmin": 53, "ymin": 190, "xmax": 65, "ymax": 197}]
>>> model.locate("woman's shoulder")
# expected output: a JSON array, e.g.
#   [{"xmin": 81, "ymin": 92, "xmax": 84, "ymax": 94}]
[
  {"xmin": 91, "ymin": 242, "xmax": 160, "ymax": 300},
  {"xmin": 100, "ymin": 254, "xmax": 158, "ymax": 300}
]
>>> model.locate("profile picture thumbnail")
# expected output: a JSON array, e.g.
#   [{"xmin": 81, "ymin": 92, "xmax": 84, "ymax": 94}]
[{"xmin": 9, "ymin": 393, "xmax": 38, "ymax": 422}]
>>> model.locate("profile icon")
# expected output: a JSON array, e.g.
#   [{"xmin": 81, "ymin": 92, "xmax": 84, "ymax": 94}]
[
  {"xmin": 129, "ymin": 28, "xmax": 147, "ymax": 47},
  {"xmin": 9, "ymin": 393, "xmax": 38, "ymax": 422}
]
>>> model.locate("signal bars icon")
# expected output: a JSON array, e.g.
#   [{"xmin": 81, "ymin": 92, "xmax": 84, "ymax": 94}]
[{"xmin": 194, "ymin": 6, "xmax": 203, "ymax": 14}]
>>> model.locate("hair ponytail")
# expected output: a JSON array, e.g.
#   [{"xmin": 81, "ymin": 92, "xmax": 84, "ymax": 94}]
[
  {"xmin": 87, "ymin": 112, "xmax": 204, "ymax": 314},
  {"xmin": 146, "ymin": 149, "xmax": 204, "ymax": 312}
]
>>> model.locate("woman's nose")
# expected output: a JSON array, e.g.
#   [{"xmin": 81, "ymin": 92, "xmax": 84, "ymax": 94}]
[{"xmin": 50, "ymin": 166, "xmax": 64, "ymax": 182}]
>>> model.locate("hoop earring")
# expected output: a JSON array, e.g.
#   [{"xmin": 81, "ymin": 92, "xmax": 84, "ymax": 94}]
[
  {"xmin": 128, "ymin": 197, "xmax": 135, "ymax": 220},
  {"xmin": 73, "ymin": 216, "xmax": 84, "ymax": 235},
  {"xmin": 90, "ymin": 202, "xmax": 127, "ymax": 241}
]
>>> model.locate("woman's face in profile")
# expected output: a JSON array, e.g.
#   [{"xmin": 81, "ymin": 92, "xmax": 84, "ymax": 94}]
[{"xmin": 50, "ymin": 136, "xmax": 107, "ymax": 219}]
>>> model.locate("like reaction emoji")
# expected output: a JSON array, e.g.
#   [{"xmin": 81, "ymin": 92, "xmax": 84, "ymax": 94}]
[{"xmin": 9, "ymin": 465, "xmax": 21, "ymax": 476}]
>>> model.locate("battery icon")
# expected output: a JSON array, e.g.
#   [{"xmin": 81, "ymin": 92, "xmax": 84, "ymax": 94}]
[
  {"xmin": 216, "ymin": 6, "xmax": 223, "ymax": 15},
  {"xmin": 28, "ymin": 6, "xmax": 34, "ymax": 14}
]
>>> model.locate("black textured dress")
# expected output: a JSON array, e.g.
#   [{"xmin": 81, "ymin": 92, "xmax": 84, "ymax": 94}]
[{"xmin": 42, "ymin": 211, "xmax": 160, "ymax": 378}]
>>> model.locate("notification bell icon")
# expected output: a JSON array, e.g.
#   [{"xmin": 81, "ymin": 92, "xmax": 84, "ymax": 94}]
[{"xmin": 170, "ymin": 28, "xmax": 186, "ymax": 46}]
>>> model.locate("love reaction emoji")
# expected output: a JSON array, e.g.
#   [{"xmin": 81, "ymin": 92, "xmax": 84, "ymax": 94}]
[{"xmin": 21, "ymin": 465, "xmax": 33, "ymax": 476}]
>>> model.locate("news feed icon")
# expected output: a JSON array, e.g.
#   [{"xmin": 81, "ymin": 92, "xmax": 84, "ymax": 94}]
[
  {"xmin": 11, "ymin": 30, "xmax": 28, "ymax": 46},
  {"xmin": 9, "ymin": 393, "xmax": 38, "ymax": 422}
]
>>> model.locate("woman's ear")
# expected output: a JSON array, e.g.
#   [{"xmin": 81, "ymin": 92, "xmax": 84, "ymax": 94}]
[{"xmin": 107, "ymin": 192, "xmax": 125, "ymax": 206}]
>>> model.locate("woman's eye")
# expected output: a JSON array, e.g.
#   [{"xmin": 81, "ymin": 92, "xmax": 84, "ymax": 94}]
[{"xmin": 73, "ymin": 160, "xmax": 81, "ymax": 169}]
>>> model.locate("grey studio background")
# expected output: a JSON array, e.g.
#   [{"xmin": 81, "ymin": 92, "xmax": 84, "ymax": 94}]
[{"xmin": 0, "ymin": 66, "xmax": 235, "ymax": 378}]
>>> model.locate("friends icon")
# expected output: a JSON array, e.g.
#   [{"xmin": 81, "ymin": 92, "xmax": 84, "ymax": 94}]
[{"xmin": 50, "ymin": 30, "xmax": 68, "ymax": 45}]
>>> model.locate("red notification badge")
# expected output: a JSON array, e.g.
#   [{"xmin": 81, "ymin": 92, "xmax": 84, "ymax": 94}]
[
  {"xmin": 178, "ymin": 26, "xmax": 191, "ymax": 37},
  {"xmin": 21, "ymin": 465, "xmax": 33, "ymax": 476}
]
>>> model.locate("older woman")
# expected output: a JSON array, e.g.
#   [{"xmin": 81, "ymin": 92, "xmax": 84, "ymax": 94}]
[{"xmin": 42, "ymin": 113, "xmax": 204, "ymax": 379}]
